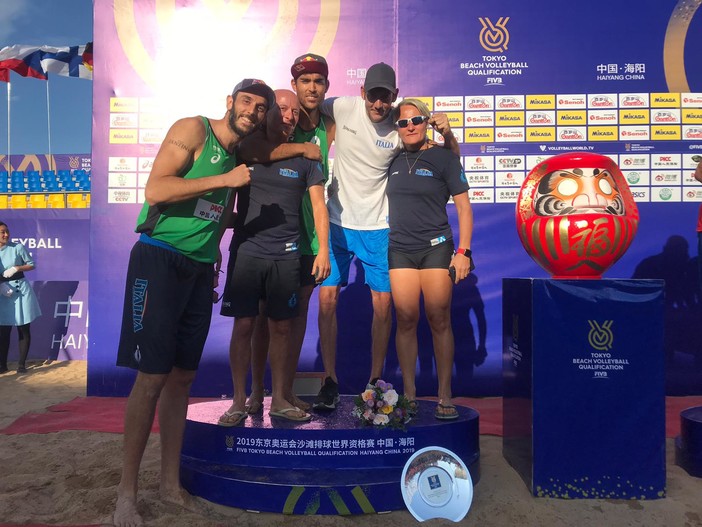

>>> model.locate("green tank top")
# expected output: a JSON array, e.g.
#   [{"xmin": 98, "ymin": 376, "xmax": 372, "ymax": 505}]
[
  {"xmin": 135, "ymin": 117, "xmax": 235, "ymax": 263},
  {"xmin": 293, "ymin": 117, "xmax": 329, "ymax": 255}
]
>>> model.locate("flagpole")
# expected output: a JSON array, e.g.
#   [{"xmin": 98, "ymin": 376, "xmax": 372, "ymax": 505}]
[
  {"xmin": 6, "ymin": 80, "xmax": 10, "ymax": 173},
  {"xmin": 46, "ymin": 75, "xmax": 53, "ymax": 172}
]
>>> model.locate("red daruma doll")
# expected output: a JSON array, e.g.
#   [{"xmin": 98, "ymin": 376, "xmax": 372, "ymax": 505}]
[{"xmin": 516, "ymin": 152, "xmax": 639, "ymax": 279}]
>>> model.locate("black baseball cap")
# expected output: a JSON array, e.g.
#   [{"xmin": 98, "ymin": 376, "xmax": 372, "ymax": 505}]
[
  {"xmin": 232, "ymin": 79, "xmax": 276, "ymax": 109},
  {"xmin": 364, "ymin": 62, "xmax": 396, "ymax": 92}
]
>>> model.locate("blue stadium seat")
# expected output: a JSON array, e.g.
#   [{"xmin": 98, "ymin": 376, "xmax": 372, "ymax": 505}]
[
  {"xmin": 42, "ymin": 170, "xmax": 57, "ymax": 181},
  {"xmin": 44, "ymin": 179, "xmax": 60, "ymax": 192},
  {"xmin": 78, "ymin": 178, "xmax": 91, "ymax": 191},
  {"xmin": 27, "ymin": 171, "xmax": 42, "ymax": 184},
  {"xmin": 27, "ymin": 181, "xmax": 43, "ymax": 192},
  {"xmin": 10, "ymin": 181, "xmax": 26, "ymax": 192},
  {"xmin": 11, "ymin": 170, "xmax": 25, "ymax": 181}
]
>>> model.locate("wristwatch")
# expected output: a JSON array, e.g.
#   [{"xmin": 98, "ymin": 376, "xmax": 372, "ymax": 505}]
[{"xmin": 455, "ymin": 247, "xmax": 472, "ymax": 257}]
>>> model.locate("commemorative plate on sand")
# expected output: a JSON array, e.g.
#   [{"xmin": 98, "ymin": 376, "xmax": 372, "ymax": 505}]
[{"xmin": 400, "ymin": 446, "xmax": 473, "ymax": 522}]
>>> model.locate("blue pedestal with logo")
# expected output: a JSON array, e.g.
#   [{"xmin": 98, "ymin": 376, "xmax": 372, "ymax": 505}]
[
  {"xmin": 180, "ymin": 397, "xmax": 480, "ymax": 514},
  {"xmin": 502, "ymin": 278, "xmax": 665, "ymax": 499}
]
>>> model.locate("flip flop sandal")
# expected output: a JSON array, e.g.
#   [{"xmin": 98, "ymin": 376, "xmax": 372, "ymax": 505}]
[
  {"xmin": 218, "ymin": 410, "xmax": 247, "ymax": 427},
  {"xmin": 434, "ymin": 403, "xmax": 459, "ymax": 420},
  {"xmin": 269, "ymin": 407, "xmax": 312, "ymax": 422}
]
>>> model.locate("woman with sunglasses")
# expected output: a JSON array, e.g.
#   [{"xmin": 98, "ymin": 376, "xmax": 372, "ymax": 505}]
[{"xmin": 386, "ymin": 98, "xmax": 473, "ymax": 420}]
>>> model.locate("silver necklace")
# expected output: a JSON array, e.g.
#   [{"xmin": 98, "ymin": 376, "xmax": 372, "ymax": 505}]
[{"xmin": 405, "ymin": 140, "xmax": 428, "ymax": 175}]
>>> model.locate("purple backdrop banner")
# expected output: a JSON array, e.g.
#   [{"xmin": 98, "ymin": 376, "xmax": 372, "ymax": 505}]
[{"xmin": 89, "ymin": 0, "xmax": 702, "ymax": 397}]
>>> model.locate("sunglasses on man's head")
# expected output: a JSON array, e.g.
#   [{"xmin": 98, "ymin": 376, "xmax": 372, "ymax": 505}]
[{"xmin": 395, "ymin": 115, "xmax": 428, "ymax": 128}]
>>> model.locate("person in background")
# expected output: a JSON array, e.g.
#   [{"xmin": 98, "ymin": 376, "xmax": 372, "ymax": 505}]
[
  {"xmin": 386, "ymin": 99, "xmax": 473, "ymax": 420},
  {"xmin": 0, "ymin": 221, "xmax": 42, "ymax": 374}
]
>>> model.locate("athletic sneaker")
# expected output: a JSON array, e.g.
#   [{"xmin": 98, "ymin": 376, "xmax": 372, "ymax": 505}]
[{"xmin": 314, "ymin": 376, "xmax": 340, "ymax": 410}]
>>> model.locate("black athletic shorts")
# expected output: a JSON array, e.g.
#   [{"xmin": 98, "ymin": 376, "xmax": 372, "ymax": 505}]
[
  {"xmin": 220, "ymin": 252, "xmax": 300, "ymax": 320},
  {"xmin": 299, "ymin": 254, "xmax": 320, "ymax": 287},
  {"xmin": 117, "ymin": 241, "xmax": 214, "ymax": 374},
  {"xmin": 388, "ymin": 241, "xmax": 454, "ymax": 270}
]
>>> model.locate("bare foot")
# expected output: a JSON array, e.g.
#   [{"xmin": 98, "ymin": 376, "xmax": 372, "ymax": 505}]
[
  {"xmin": 290, "ymin": 394, "xmax": 311, "ymax": 411},
  {"xmin": 160, "ymin": 487, "xmax": 210, "ymax": 516},
  {"xmin": 112, "ymin": 495, "xmax": 143, "ymax": 527},
  {"xmin": 245, "ymin": 392, "xmax": 264, "ymax": 414}
]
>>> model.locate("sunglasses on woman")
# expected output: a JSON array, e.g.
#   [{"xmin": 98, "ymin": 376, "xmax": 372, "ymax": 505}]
[{"xmin": 395, "ymin": 115, "xmax": 429, "ymax": 128}]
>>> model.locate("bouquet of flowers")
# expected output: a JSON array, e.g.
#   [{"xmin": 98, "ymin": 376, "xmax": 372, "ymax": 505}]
[{"xmin": 352, "ymin": 379, "xmax": 412, "ymax": 429}]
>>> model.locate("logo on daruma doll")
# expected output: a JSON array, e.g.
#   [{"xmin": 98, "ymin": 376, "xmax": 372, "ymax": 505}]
[{"xmin": 516, "ymin": 152, "xmax": 639, "ymax": 278}]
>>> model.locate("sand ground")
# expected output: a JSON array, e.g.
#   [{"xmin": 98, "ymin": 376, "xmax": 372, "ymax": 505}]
[{"xmin": 0, "ymin": 361, "xmax": 701, "ymax": 527}]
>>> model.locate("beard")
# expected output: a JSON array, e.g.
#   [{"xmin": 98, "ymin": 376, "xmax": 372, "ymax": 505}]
[{"xmin": 228, "ymin": 109, "xmax": 256, "ymax": 138}]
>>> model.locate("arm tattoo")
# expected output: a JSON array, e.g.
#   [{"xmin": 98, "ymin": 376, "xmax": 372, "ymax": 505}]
[{"xmin": 168, "ymin": 139, "xmax": 194, "ymax": 153}]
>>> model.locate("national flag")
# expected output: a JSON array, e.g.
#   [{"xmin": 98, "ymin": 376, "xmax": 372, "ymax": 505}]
[
  {"xmin": 40, "ymin": 43, "xmax": 93, "ymax": 80},
  {"xmin": 0, "ymin": 43, "xmax": 94, "ymax": 82},
  {"xmin": 0, "ymin": 45, "xmax": 47, "ymax": 82}
]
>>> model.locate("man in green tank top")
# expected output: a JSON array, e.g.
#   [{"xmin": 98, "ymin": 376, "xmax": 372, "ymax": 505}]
[{"xmin": 113, "ymin": 79, "xmax": 275, "ymax": 527}]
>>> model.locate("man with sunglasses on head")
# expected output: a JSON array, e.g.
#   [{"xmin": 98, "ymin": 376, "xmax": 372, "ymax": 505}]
[{"xmin": 314, "ymin": 62, "xmax": 459, "ymax": 410}]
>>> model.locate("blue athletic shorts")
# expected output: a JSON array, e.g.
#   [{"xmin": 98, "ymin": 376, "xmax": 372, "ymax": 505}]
[{"xmin": 322, "ymin": 224, "xmax": 390, "ymax": 292}]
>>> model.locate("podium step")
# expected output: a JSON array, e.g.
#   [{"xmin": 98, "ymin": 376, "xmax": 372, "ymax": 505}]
[{"xmin": 180, "ymin": 396, "xmax": 480, "ymax": 514}]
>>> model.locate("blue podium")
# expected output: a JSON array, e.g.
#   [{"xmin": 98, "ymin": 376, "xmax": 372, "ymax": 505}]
[
  {"xmin": 676, "ymin": 406, "xmax": 702, "ymax": 478},
  {"xmin": 502, "ymin": 278, "xmax": 665, "ymax": 499},
  {"xmin": 180, "ymin": 397, "xmax": 480, "ymax": 514}
]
